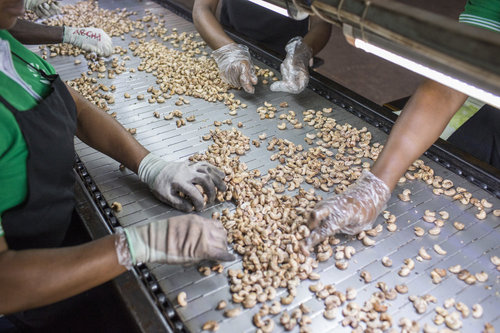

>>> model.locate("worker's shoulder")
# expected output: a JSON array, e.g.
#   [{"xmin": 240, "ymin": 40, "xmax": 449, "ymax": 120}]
[{"xmin": 0, "ymin": 30, "xmax": 57, "ymax": 76}]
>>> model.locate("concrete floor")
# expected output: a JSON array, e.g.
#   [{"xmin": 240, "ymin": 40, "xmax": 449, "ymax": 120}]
[{"xmin": 314, "ymin": 0, "xmax": 467, "ymax": 105}]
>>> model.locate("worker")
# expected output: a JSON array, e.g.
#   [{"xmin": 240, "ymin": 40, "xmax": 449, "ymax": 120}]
[
  {"xmin": 24, "ymin": 0, "xmax": 61, "ymax": 18},
  {"xmin": 193, "ymin": 0, "xmax": 332, "ymax": 94},
  {"xmin": 9, "ymin": 19, "xmax": 114, "ymax": 57},
  {"xmin": 304, "ymin": 0, "xmax": 500, "ymax": 251},
  {"xmin": 0, "ymin": 1, "xmax": 234, "ymax": 331}
]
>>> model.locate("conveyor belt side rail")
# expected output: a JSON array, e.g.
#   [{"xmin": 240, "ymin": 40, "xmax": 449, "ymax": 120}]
[{"xmin": 74, "ymin": 158, "xmax": 186, "ymax": 332}]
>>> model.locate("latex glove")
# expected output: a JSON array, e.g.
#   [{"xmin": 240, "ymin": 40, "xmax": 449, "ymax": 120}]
[
  {"xmin": 270, "ymin": 37, "xmax": 312, "ymax": 94},
  {"xmin": 212, "ymin": 43, "xmax": 258, "ymax": 93},
  {"xmin": 24, "ymin": 0, "xmax": 62, "ymax": 18},
  {"xmin": 303, "ymin": 171, "xmax": 391, "ymax": 253},
  {"xmin": 138, "ymin": 153, "xmax": 227, "ymax": 212},
  {"xmin": 62, "ymin": 26, "xmax": 113, "ymax": 57},
  {"xmin": 115, "ymin": 214, "xmax": 235, "ymax": 268}
]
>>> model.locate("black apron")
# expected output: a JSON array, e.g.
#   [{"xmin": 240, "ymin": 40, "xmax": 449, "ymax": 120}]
[
  {"xmin": 0, "ymin": 56, "xmax": 77, "ymax": 250},
  {"xmin": 0, "ymin": 55, "xmax": 117, "ymax": 332},
  {"xmin": 220, "ymin": 0, "xmax": 308, "ymax": 56}
]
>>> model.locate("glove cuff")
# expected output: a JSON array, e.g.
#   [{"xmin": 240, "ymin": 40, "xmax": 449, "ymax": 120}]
[
  {"xmin": 114, "ymin": 227, "xmax": 133, "ymax": 269},
  {"xmin": 62, "ymin": 26, "xmax": 74, "ymax": 44},
  {"xmin": 138, "ymin": 153, "xmax": 169, "ymax": 187},
  {"xmin": 357, "ymin": 170, "xmax": 391, "ymax": 211},
  {"xmin": 285, "ymin": 37, "xmax": 313, "ymax": 68}
]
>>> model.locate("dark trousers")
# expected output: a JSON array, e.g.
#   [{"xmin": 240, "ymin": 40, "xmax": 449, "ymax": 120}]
[{"xmin": 448, "ymin": 104, "xmax": 500, "ymax": 169}]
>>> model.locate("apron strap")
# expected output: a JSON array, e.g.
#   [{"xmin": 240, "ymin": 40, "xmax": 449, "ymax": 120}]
[
  {"xmin": 0, "ymin": 94, "xmax": 18, "ymax": 113},
  {"xmin": 11, "ymin": 51, "xmax": 53, "ymax": 81}
]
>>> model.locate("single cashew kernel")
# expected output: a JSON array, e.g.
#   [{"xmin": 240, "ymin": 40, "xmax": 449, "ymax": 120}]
[
  {"xmin": 453, "ymin": 221, "xmax": 465, "ymax": 230},
  {"xmin": 177, "ymin": 292, "xmax": 187, "ymax": 307},
  {"xmin": 475, "ymin": 271, "xmax": 488, "ymax": 282},
  {"xmin": 216, "ymin": 300, "xmax": 227, "ymax": 310},
  {"xmin": 202, "ymin": 320, "xmax": 219, "ymax": 331},
  {"xmin": 433, "ymin": 244, "xmax": 447, "ymax": 255},
  {"xmin": 472, "ymin": 304, "xmax": 483, "ymax": 318},
  {"xmin": 381, "ymin": 256, "xmax": 393, "ymax": 267},
  {"xmin": 476, "ymin": 209, "xmax": 487, "ymax": 220},
  {"xmin": 395, "ymin": 284, "xmax": 408, "ymax": 294},
  {"xmin": 224, "ymin": 307, "xmax": 241, "ymax": 318},
  {"xmin": 419, "ymin": 247, "xmax": 432, "ymax": 260},
  {"xmin": 111, "ymin": 201, "xmax": 122, "ymax": 212},
  {"xmin": 360, "ymin": 270, "xmax": 372, "ymax": 283}
]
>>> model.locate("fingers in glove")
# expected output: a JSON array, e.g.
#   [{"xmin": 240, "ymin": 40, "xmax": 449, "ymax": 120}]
[
  {"xmin": 193, "ymin": 174, "xmax": 216, "ymax": 204},
  {"xmin": 239, "ymin": 61, "xmax": 256, "ymax": 94},
  {"xmin": 308, "ymin": 206, "xmax": 330, "ymax": 230},
  {"xmin": 269, "ymin": 80, "xmax": 290, "ymax": 93},
  {"xmin": 304, "ymin": 228, "xmax": 327, "ymax": 253},
  {"xmin": 50, "ymin": 2, "xmax": 61, "ymax": 14},
  {"xmin": 197, "ymin": 163, "xmax": 227, "ymax": 192},
  {"xmin": 38, "ymin": 6, "xmax": 51, "ymax": 17},
  {"xmin": 177, "ymin": 183, "xmax": 205, "ymax": 211},
  {"xmin": 161, "ymin": 189, "xmax": 195, "ymax": 212}
]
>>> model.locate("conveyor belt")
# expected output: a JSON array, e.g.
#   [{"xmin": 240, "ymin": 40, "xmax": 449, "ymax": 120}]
[{"xmin": 29, "ymin": 0, "xmax": 500, "ymax": 332}]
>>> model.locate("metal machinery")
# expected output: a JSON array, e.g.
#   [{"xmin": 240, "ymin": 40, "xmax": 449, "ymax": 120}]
[{"xmin": 31, "ymin": 0, "xmax": 500, "ymax": 332}]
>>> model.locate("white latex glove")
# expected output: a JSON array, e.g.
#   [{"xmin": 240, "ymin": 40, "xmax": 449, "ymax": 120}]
[
  {"xmin": 62, "ymin": 26, "xmax": 113, "ymax": 57},
  {"xmin": 115, "ymin": 215, "xmax": 235, "ymax": 268},
  {"xmin": 270, "ymin": 37, "xmax": 312, "ymax": 94},
  {"xmin": 24, "ymin": 0, "xmax": 62, "ymax": 18},
  {"xmin": 212, "ymin": 43, "xmax": 258, "ymax": 93},
  {"xmin": 303, "ymin": 171, "xmax": 391, "ymax": 253},
  {"xmin": 138, "ymin": 153, "xmax": 227, "ymax": 212}
]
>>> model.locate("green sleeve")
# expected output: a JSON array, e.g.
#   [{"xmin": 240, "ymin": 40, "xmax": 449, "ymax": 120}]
[{"xmin": 459, "ymin": 0, "xmax": 500, "ymax": 32}]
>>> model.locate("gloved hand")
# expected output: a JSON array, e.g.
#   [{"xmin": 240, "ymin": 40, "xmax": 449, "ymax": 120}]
[
  {"xmin": 115, "ymin": 215, "xmax": 235, "ymax": 268},
  {"xmin": 24, "ymin": 0, "xmax": 62, "ymax": 18},
  {"xmin": 212, "ymin": 43, "xmax": 258, "ymax": 93},
  {"xmin": 303, "ymin": 171, "xmax": 391, "ymax": 253},
  {"xmin": 138, "ymin": 153, "xmax": 227, "ymax": 212},
  {"xmin": 62, "ymin": 26, "xmax": 113, "ymax": 57},
  {"xmin": 270, "ymin": 37, "xmax": 312, "ymax": 94}
]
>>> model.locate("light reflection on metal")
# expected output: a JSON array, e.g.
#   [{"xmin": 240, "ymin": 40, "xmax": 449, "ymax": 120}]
[{"xmin": 354, "ymin": 38, "xmax": 500, "ymax": 109}]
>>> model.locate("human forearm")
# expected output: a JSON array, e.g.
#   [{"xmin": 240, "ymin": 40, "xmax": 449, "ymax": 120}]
[
  {"xmin": 8, "ymin": 19, "xmax": 63, "ymax": 44},
  {"xmin": 0, "ymin": 235, "xmax": 125, "ymax": 314},
  {"xmin": 68, "ymin": 85, "xmax": 149, "ymax": 174},
  {"xmin": 303, "ymin": 17, "xmax": 331, "ymax": 56},
  {"xmin": 371, "ymin": 80, "xmax": 467, "ymax": 190},
  {"xmin": 193, "ymin": 0, "xmax": 234, "ymax": 50}
]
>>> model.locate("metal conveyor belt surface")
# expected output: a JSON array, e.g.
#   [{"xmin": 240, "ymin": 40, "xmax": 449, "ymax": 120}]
[{"xmin": 28, "ymin": 0, "xmax": 500, "ymax": 332}]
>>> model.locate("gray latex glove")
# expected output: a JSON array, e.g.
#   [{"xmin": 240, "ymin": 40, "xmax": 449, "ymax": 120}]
[
  {"xmin": 24, "ymin": 0, "xmax": 62, "ymax": 18},
  {"xmin": 270, "ymin": 37, "xmax": 312, "ymax": 94},
  {"xmin": 303, "ymin": 171, "xmax": 390, "ymax": 253},
  {"xmin": 115, "ymin": 215, "xmax": 235, "ymax": 268},
  {"xmin": 138, "ymin": 153, "xmax": 227, "ymax": 212},
  {"xmin": 212, "ymin": 43, "xmax": 258, "ymax": 93},
  {"xmin": 63, "ymin": 26, "xmax": 113, "ymax": 57}
]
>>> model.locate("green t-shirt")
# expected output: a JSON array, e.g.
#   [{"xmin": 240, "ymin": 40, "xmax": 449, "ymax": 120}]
[
  {"xmin": 0, "ymin": 30, "xmax": 56, "ymax": 238},
  {"xmin": 460, "ymin": 0, "xmax": 500, "ymax": 32}
]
